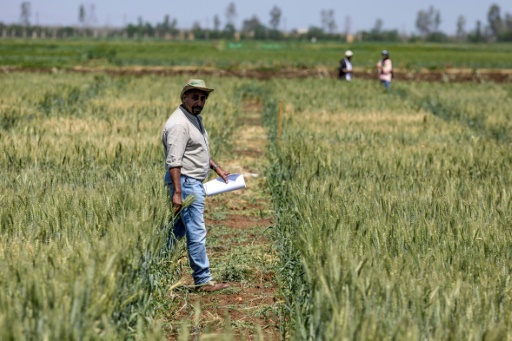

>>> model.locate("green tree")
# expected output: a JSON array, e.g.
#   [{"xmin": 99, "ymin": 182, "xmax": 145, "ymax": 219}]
[
  {"xmin": 225, "ymin": 2, "xmax": 237, "ymax": 28},
  {"xmin": 191, "ymin": 21, "xmax": 206, "ymax": 39},
  {"xmin": 78, "ymin": 4, "xmax": 86, "ymax": 27},
  {"xmin": 468, "ymin": 20, "xmax": 484, "ymax": 42},
  {"xmin": 487, "ymin": 4, "xmax": 503, "ymax": 38},
  {"xmin": 156, "ymin": 15, "xmax": 177, "ymax": 36},
  {"xmin": 242, "ymin": 15, "xmax": 268, "ymax": 39},
  {"xmin": 223, "ymin": 23, "xmax": 236, "ymax": 39},
  {"xmin": 213, "ymin": 15, "xmax": 221, "ymax": 31},
  {"xmin": 497, "ymin": 12, "xmax": 512, "ymax": 41},
  {"xmin": 505, "ymin": 13, "xmax": 512, "ymax": 30},
  {"xmin": 308, "ymin": 26, "xmax": 323, "ymax": 38},
  {"xmin": 320, "ymin": 9, "xmax": 336, "ymax": 34},
  {"xmin": 373, "ymin": 18, "xmax": 383, "ymax": 33},
  {"xmin": 20, "ymin": 1, "xmax": 31, "ymax": 27},
  {"xmin": 456, "ymin": 15, "xmax": 466, "ymax": 40},
  {"xmin": 269, "ymin": 6, "xmax": 282, "ymax": 30},
  {"xmin": 415, "ymin": 6, "xmax": 441, "ymax": 36}
]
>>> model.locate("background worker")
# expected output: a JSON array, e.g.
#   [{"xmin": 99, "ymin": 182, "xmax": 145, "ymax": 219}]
[
  {"xmin": 338, "ymin": 50, "xmax": 354, "ymax": 81},
  {"xmin": 162, "ymin": 79, "xmax": 230, "ymax": 293},
  {"xmin": 376, "ymin": 50, "xmax": 393, "ymax": 90}
]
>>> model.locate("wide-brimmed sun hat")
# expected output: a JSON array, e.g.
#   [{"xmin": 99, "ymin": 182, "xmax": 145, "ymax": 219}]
[
  {"xmin": 180, "ymin": 79, "xmax": 214, "ymax": 100},
  {"xmin": 345, "ymin": 50, "xmax": 353, "ymax": 57}
]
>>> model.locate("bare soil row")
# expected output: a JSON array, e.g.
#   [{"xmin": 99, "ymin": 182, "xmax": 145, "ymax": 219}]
[{"xmin": 3, "ymin": 65, "xmax": 512, "ymax": 83}]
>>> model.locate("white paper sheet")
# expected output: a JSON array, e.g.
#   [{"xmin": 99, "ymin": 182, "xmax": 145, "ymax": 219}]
[{"xmin": 203, "ymin": 173, "xmax": 246, "ymax": 196}]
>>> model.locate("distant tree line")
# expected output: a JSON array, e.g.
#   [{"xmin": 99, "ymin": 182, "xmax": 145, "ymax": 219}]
[
  {"xmin": 2, "ymin": 1, "xmax": 512, "ymax": 42},
  {"xmin": 408, "ymin": 4, "xmax": 512, "ymax": 42}
]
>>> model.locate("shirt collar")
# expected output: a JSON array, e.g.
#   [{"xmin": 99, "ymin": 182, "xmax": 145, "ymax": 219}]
[{"xmin": 179, "ymin": 105, "xmax": 204, "ymax": 132}]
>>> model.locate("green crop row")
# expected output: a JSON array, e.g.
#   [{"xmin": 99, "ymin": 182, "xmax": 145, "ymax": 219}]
[
  {"xmin": 1, "ymin": 39, "xmax": 512, "ymax": 70},
  {"xmin": 262, "ymin": 79, "xmax": 512, "ymax": 339},
  {"xmin": 2, "ymin": 70, "xmax": 511, "ymax": 339}
]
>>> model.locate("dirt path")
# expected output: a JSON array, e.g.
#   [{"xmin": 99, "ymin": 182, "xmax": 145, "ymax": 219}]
[
  {"xmin": 4, "ymin": 65, "xmax": 512, "ymax": 83},
  {"xmin": 164, "ymin": 100, "xmax": 281, "ymax": 340}
]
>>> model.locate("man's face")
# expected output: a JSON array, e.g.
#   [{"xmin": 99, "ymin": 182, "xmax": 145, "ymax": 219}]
[{"xmin": 182, "ymin": 89, "xmax": 208, "ymax": 115}]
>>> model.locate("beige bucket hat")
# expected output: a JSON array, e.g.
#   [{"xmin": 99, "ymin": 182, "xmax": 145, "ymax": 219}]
[{"xmin": 180, "ymin": 79, "xmax": 214, "ymax": 100}]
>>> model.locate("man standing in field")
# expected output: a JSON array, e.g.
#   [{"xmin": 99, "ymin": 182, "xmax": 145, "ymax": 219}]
[
  {"xmin": 338, "ymin": 50, "xmax": 354, "ymax": 81},
  {"xmin": 376, "ymin": 50, "xmax": 393, "ymax": 90},
  {"xmin": 162, "ymin": 79, "xmax": 230, "ymax": 292}
]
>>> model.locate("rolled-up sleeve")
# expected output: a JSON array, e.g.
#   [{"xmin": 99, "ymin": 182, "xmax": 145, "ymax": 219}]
[{"xmin": 165, "ymin": 124, "xmax": 188, "ymax": 169}]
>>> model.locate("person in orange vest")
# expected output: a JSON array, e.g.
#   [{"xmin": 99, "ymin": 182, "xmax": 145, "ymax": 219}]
[{"xmin": 376, "ymin": 50, "xmax": 393, "ymax": 90}]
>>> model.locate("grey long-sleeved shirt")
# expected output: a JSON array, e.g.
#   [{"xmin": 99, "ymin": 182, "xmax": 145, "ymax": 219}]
[{"xmin": 162, "ymin": 106, "xmax": 210, "ymax": 181}]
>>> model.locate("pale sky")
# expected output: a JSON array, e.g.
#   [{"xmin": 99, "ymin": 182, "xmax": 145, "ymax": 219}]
[{"xmin": 1, "ymin": 0, "xmax": 510, "ymax": 34}]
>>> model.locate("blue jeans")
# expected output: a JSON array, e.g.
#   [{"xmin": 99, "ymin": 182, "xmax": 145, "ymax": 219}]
[
  {"xmin": 380, "ymin": 80, "xmax": 390, "ymax": 90},
  {"xmin": 165, "ymin": 173, "xmax": 212, "ymax": 285}
]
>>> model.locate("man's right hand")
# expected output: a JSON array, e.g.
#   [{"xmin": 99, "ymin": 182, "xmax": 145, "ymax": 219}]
[
  {"xmin": 172, "ymin": 192, "xmax": 182, "ymax": 214},
  {"xmin": 170, "ymin": 167, "xmax": 183, "ymax": 215}
]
